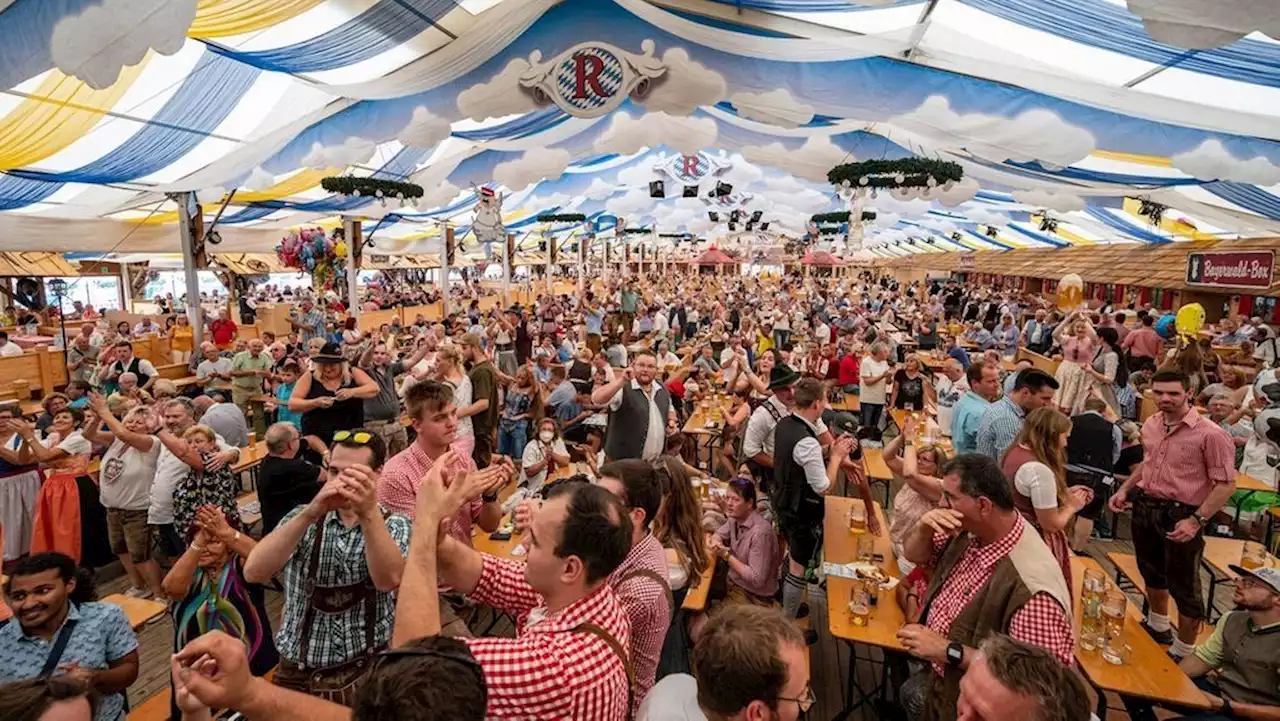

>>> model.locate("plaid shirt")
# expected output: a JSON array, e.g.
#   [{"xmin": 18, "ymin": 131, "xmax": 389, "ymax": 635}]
[
  {"xmin": 378, "ymin": 442, "xmax": 483, "ymax": 543},
  {"xmin": 275, "ymin": 507, "xmax": 412, "ymax": 668},
  {"xmin": 296, "ymin": 308, "xmax": 324, "ymax": 343},
  {"xmin": 925, "ymin": 516, "xmax": 1075, "ymax": 673},
  {"xmin": 976, "ymin": 396, "xmax": 1025, "ymax": 459},
  {"xmin": 464, "ymin": 555, "xmax": 631, "ymax": 720},
  {"xmin": 607, "ymin": 532, "xmax": 672, "ymax": 710},
  {"xmin": 1136, "ymin": 407, "xmax": 1235, "ymax": 506}
]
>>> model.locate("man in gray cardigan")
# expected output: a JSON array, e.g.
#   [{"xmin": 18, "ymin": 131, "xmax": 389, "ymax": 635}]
[{"xmin": 592, "ymin": 349, "xmax": 676, "ymax": 461}]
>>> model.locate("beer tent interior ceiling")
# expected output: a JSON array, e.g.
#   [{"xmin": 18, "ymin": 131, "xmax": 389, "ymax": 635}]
[{"xmin": 0, "ymin": 0, "xmax": 1279, "ymax": 261}]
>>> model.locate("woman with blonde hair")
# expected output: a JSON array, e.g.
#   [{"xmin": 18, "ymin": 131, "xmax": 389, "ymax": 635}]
[
  {"xmin": 1051, "ymin": 310, "xmax": 1098, "ymax": 415},
  {"xmin": 1000, "ymin": 407, "xmax": 1093, "ymax": 586},
  {"xmin": 433, "ymin": 343, "xmax": 476, "ymax": 458},
  {"xmin": 652, "ymin": 456, "xmax": 713, "ymax": 678}
]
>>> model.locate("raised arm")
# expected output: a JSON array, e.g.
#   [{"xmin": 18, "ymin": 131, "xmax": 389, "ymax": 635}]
[{"xmin": 89, "ymin": 394, "xmax": 154, "ymax": 452}]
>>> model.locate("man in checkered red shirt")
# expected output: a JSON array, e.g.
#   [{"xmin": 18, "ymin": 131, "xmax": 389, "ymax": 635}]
[
  {"xmin": 897, "ymin": 454, "xmax": 1075, "ymax": 720},
  {"xmin": 377, "ymin": 381, "xmax": 511, "ymax": 635},
  {"xmin": 395, "ymin": 462, "xmax": 635, "ymax": 721},
  {"xmin": 595, "ymin": 459, "xmax": 674, "ymax": 713}
]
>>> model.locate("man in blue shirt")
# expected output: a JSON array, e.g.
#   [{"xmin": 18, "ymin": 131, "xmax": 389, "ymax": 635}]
[
  {"xmin": 0, "ymin": 553, "xmax": 139, "ymax": 721},
  {"xmin": 951, "ymin": 359, "xmax": 1002, "ymax": 454},
  {"xmin": 944, "ymin": 334, "xmax": 971, "ymax": 370},
  {"xmin": 976, "ymin": 368, "xmax": 1059, "ymax": 459}
]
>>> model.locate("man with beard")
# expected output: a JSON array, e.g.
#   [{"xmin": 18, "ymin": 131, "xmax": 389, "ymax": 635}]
[
  {"xmin": 592, "ymin": 350, "xmax": 676, "ymax": 462},
  {"xmin": 459, "ymin": 333, "xmax": 498, "ymax": 469}
]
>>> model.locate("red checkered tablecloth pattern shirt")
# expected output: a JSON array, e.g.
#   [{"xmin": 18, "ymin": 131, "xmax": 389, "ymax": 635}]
[
  {"xmin": 377, "ymin": 441, "xmax": 483, "ymax": 542},
  {"xmin": 464, "ymin": 554, "xmax": 632, "ymax": 720},
  {"xmin": 925, "ymin": 517, "xmax": 1075, "ymax": 673},
  {"xmin": 607, "ymin": 531, "xmax": 673, "ymax": 712}
]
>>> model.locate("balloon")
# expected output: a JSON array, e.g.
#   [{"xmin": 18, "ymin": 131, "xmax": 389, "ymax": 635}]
[
  {"xmin": 1156, "ymin": 314, "xmax": 1177, "ymax": 340},
  {"xmin": 334, "ymin": 241, "xmax": 347, "ymax": 257},
  {"xmin": 1055, "ymin": 273, "xmax": 1083, "ymax": 311},
  {"xmin": 1254, "ymin": 368, "xmax": 1280, "ymax": 407},
  {"xmin": 306, "ymin": 257, "xmax": 315, "ymax": 270},
  {"xmin": 1175, "ymin": 303, "xmax": 1205, "ymax": 342}
]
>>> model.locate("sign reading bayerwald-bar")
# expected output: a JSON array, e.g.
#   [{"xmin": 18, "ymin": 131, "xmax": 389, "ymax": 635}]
[{"xmin": 1185, "ymin": 250, "xmax": 1275, "ymax": 290}]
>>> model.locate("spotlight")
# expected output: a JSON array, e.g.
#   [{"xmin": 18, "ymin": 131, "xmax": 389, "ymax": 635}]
[
  {"xmin": 750, "ymin": 210, "xmax": 763, "ymax": 223},
  {"xmin": 708, "ymin": 212, "xmax": 719, "ymax": 222},
  {"xmin": 985, "ymin": 226, "xmax": 999, "ymax": 238},
  {"xmin": 728, "ymin": 222, "xmax": 737, "ymax": 232},
  {"xmin": 683, "ymin": 185, "xmax": 699, "ymax": 198},
  {"xmin": 730, "ymin": 210, "xmax": 742, "ymax": 223},
  {"xmin": 715, "ymin": 181, "xmax": 732, "ymax": 197},
  {"xmin": 649, "ymin": 181, "xmax": 665, "ymax": 198},
  {"xmin": 1039, "ymin": 217, "xmax": 1059, "ymax": 233},
  {"xmin": 760, "ymin": 222, "xmax": 770, "ymax": 231}
]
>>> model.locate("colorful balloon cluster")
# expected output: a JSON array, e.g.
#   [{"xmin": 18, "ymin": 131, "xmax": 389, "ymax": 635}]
[{"xmin": 276, "ymin": 227, "xmax": 349, "ymax": 292}]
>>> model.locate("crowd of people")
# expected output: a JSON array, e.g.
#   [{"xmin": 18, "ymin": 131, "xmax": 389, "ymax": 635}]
[{"xmin": 0, "ymin": 269, "xmax": 1278, "ymax": 721}]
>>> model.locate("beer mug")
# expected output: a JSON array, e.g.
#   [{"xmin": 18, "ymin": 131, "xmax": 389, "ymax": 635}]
[
  {"xmin": 1241, "ymin": 541, "xmax": 1269, "ymax": 571},
  {"xmin": 1079, "ymin": 568, "xmax": 1107, "ymax": 652},
  {"xmin": 849, "ymin": 503, "xmax": 867, "ymax": 534},
  {"xmin": 848, "ymin": 580, "xmax": 871, "ymax": 627},
  {"xmin": 1100, "ymin": 590, "xmax": 1127, "ymax": 664},
  {"xmin": 856, "ymin": 533, "xmax": 875, "ymax": 563}
]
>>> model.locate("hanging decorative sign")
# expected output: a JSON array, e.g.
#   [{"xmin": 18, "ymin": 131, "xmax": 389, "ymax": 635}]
[
  {"xmin": 656, "ymin": 151, "xmax": 727, "ymax": 185},
  {"xmin": 518, "ymin": 41, "xmax": 666, "ymax": 119},
  {"xmin": 958, "ymin": 254, "xmax": 977, "ymax": 270},
  {"xmin": 1185, "ymin": 250, "xmax": 1275, "ymax": 290},
  {"xmin": 472, "ymin": 186, "xmax": 505, "ymax": 253}
]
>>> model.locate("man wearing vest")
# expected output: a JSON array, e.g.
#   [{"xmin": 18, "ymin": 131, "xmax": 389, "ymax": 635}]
[
  {"xmin": 594, "ymin": 350, "xmax": 675, "ymax": 462},
  {"xmin": 898, "ymin": 454, "xmax": 1075, "ymax": 721},
  {"xmin": 102, "ymin": 340, "xmax": 157, "ymax": 395},
  {"xmin": 1127, "ymin": 565, "xmax": 1280, "ymax": 721},
  {"xmin": 773, "ymin": 378, "xmax": 856, "ymax": 624},
  {"xmin": 742, "ymin": 364, "xmax": 802, "ymax": 490},
  {"xmin": 1065, "ymin": 397, "xmax": 1122, "ymax": 550}
]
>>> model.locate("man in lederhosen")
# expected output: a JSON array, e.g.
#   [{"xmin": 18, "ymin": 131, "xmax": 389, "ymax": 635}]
[{"xmin": 244, "ymin": 429, "xmax": 411, "ymax": 705}]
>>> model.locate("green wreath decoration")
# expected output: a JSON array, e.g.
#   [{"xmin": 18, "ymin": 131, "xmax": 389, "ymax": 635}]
[
  {"xmin": 321, "ymin": 176, "xmax": 424, "ymax": 200},
  {"xmin": 827, "ymin": 159, "xmax": 963, "ymax": 190},
  {"xmin": 621, "ymin": 227, "xmax": 652, "ymax": 235},
  {"xmin": 536, "ymin": 213, "xmax": 587, "ymax": 223},
  {"xmin": 811, "ymin": 211, "xmax": 876, "ymax": 224}
]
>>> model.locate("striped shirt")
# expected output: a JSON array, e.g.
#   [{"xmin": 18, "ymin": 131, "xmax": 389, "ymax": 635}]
[
  {"xmin": 464, "ymin": 555, "xmax": 631, "ymax": 720},
  {"xmin": 1136, "ymin": 407, "xmax": 1235, "ymax": 506},
  {"xmin": 976, "ymin": 397, "xmax": 1026, "ymax": 460}
]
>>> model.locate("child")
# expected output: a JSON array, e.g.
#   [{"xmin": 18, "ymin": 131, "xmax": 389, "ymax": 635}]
[
  {"xmin": 268, "ymin": 359, "xmax": 303, "ymax": 431},
  {"xmin": 163, "ymin": 424, "xmax": 241, "ymax": 536}
]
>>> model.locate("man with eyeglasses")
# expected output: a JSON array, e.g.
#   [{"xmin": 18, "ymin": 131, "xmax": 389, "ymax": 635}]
[
  {"xmin": 638, "ymin": 605, "xmax": 813, "ymax": 721},
  {"xmin": 244, "ymin": 430, "xmax": 412, "ymax": 705}
]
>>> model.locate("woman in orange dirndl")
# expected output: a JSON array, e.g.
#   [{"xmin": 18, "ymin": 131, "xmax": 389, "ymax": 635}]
[{"xmin": 16, "ymin": 407, "xmax": 95, "ymax": 564}]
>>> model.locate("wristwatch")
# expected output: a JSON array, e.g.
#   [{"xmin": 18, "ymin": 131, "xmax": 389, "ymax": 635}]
[
  {"xmin": 1191, "ymin": 512, "xmax": 1208, "ymax": 527},
  {"xmin": 946, "ymin": 642, "xmax": 965, "ymax": 668}
]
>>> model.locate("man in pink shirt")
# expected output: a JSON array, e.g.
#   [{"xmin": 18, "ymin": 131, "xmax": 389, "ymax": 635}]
[
  {"xmin": 1108, "ymin": 370, "xmax": 1236, "ymax": 660},
  {"xmin": 1120, "ymin": 314, "xmax": 1164, "ymax": 372}
]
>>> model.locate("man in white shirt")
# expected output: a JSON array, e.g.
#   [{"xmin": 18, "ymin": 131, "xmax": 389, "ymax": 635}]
[
  {"xmin": 813, "ymin": 317, "xmax": 831, "ymax": 346},
  {"xmin": 195, "ymin": 342, "xmax": 233, "ymax": 394},
  {"xmin": 593, "ymin": 350, "xmax": 676, "ymax": 461},
  {"xmin": 0, "ymin": 330, "xmax": 23, "ymax": 357},
  {"xmin": 742, "ymin": 365, "xmax": 808, "ymax": 485},
  {"xmin": 639, "ymin": 606, "xmax": 809, "ymax": 721},
  {"xmin": 935, "ymin": 358, "xmax": 969, "ymax": 437},
  {"xmin": 859, "ymin": 342, "xmax": 893, "ymax": 430}
]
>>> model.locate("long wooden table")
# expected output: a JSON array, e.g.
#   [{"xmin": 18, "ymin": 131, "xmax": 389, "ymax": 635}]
[
  {"xmin": 824, "ymin": 497, "xmax": 901, "ymax": 718},
  {"xmin": 1070, "ymin": 556, "xmax": 1212, "ymax": 714},
  {"xmin": 1201, "ymin": 536, "xmax": 1279, "ymax": 621},
  {"xmin": 102, "ymin": 593, "xmax": 168, "ymax": 630},
  {"xmin": 1231, "ymin": 471, "xmax": 1276, "ymax": 526}
]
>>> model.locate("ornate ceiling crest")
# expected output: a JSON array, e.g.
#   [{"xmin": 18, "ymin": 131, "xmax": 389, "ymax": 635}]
[{"xmin": 519, "ymin": 41, "xmax": 666, "ymax": 119}]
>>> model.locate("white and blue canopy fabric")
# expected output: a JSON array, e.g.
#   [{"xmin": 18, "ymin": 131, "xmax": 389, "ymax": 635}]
[{"xmin": 0, "ymin": 0, "xmax": 1277, "ymax": 259}]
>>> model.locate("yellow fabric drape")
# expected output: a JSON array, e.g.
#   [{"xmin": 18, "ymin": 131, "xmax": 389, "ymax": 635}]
[
  {"xmin": 130, "ymin": 168, "xmax": 336, "ymax": 225},
  {"xmin": 1089, "ymin": 149, "xmax": 1173, "ymax": 168},
  {"xmin": 0, "ymin": 63, "xmax": 148, "ymax": 170},
  {"xmin": 189, "ymin": 0, "xmax": 328, "ymax": 38}
]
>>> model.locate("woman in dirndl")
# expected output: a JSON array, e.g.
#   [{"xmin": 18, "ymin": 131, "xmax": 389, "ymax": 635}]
[
  {"xmin": 17, "ymin": 407, "xmax": 111, "ymax": 567},
  {"xmin": 1051, "ymin": 310, "xmax": 1098, "ymax": 416},
  {"xmin": 0, "ymin": 405, "xmax": 42, "ymax": 564}
]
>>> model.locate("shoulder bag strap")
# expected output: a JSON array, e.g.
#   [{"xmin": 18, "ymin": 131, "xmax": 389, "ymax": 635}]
[
  {"xmin": 574, "ymin": 622, "xmax": 635, "ymax": 721},
  {"xmin": 39, "ymin": 615, "xmax": 79, "ymax": 678},
  {"xmin": 296, "ymin": 517, "xmax": 328, "ymax": 668},
  {"xmin": 617, "ymin": 568, "xmax": 674, "ymax": 615}
]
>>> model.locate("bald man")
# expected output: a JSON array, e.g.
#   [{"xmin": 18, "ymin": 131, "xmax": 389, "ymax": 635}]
[{"xmin": 230, "ymin": 338, "xmax": 272, "ymax": 415}]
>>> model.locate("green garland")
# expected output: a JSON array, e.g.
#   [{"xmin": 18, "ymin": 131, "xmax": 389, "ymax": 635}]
[
  {"xmin": 621, "ymin": 227, "xmax": 652, "ymax": 235},
  {"xmin": 321, "ymin": 176, "xmax": 424, "ymax": 199},
  {"xmin": 536, "ymin": 213, "xmax": 587, "ymax": 223},
  {"xmin": 811, "ymin": 211, "xmax": 876, "ymax": 224},
  {"xmin": 827, "ymin": 159, "xmax": 963, "ymax": 189}
]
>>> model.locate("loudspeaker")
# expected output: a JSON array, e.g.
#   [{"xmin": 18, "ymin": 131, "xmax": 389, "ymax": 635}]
[
  {"xmin": 760, "ymin": 222, "xmax": 770, "ymax": 231},
  {"xmin": 649, "ymin": 180, "xmax": 665, "ymax": 198},
  {"xmin": 708, "ymin": 212, "xmax": 719, "ymax": 222},
  {"xmin": 750, "ymin": 210, "xmax": 763, "ymax": 223},
  {"xmin": 683, "ymin": 185, "xmax": 699, "ymax": 198},
  {"xmin": 715, "ymin": 181, "xmax": 732, "ymax": 197}
]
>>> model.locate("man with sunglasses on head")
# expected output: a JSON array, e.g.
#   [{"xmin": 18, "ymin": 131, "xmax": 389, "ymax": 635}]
[{"xmin": 244, "ymin": 430, "xmax": 412, "ymax": 706}]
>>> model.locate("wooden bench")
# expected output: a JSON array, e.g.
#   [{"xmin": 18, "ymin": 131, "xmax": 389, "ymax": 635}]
[
  {"xmin": 101, "ymin": 594, "xmax": 167, "ymax": 630},
  {"xmin": 1106, "ymin": 552, "xmax": 1213, "ymax": 644},
  {"xmin": 127, "ymin": 688, "xmax": 171, "ymax": 721},
  {"xmin": 154, "ymin": 363, "xmax": 190, "ymax": 381},
  {"xmin": 238, "ymin": 491, "xmax": 261, "ymax": 530}
]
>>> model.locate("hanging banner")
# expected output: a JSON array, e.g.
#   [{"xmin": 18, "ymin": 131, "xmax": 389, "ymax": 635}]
[
  {"xmin": 958, "ymin": 254, "xmax": 976, "ymax": 270},
  {"xmin": 1185, "ymin": 250, "xmax": 1274, "ymax": 289}
]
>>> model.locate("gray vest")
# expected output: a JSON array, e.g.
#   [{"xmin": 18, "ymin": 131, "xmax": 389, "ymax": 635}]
[
  {"xmin": 604, "ymin": 382, "xmax": 670, "ymax": 461},
  {"xmin": 1216, "ymin": 611, "xmax": 1280, "ymax": 707}
]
